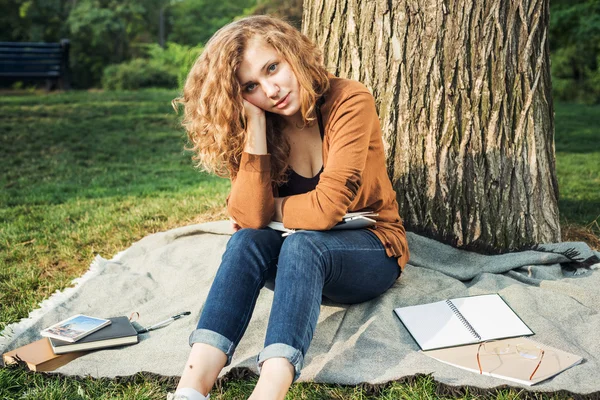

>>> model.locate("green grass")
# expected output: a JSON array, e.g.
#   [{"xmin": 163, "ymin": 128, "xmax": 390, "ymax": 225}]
[
  {"xmin": 0, "ymin": 90, "xmax": 598, "ymax": 399},
  {"xmin": 554, "ymin": 102, "xmax": 600, "ymax": 233},
  {"xmin": 0, "ymin": 365, "xmax": 570, "ymax": 399},
  {"xmin": 0, "ymin": 90, "xmax": 230, "ymax": 332}
]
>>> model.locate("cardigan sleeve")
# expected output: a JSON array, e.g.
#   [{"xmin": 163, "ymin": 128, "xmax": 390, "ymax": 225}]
[
  {"xmin": 281, "ymin": 89, "xmax": 376, "ymax": 230},
  {"xmin": 226, "ymin": 152, "xmax": 274, "ymax": 229}
]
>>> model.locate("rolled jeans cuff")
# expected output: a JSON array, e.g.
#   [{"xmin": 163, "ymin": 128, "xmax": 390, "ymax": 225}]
[
  {"xmin": 257, "ymin": 343, "xmax": 304, "ymax": 382},
  {"xmin": 189, "ymin": 328, "xmax": 236, "ymax": 366}
]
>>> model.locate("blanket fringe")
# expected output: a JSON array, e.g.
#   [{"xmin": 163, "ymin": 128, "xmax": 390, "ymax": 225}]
[
  {"xmin": 529, "ymin": 244, "xmax": 600, "ymax": 271},
  {"xmin": 529, "ymin": 245, "xmax": 582, "ymax": 262},
  {"xmin": 406, "ymin": 227, "xmax": 600, "ymax": 270}
]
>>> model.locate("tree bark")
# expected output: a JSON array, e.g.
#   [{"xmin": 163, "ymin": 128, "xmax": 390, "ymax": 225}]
[{"xmin": 303, "ymin": 0, "xmax": 561, "ymax": 251}]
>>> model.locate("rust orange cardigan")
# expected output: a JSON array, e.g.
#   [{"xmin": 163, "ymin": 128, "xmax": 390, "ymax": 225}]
[{"xmin": 227, "ymin": 76, "xmax": 410, "ymax": 270}]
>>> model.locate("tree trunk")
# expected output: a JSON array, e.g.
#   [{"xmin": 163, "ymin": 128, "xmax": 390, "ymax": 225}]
[{"xmin": 303, "ymin": 0, "xmax": 561, "ymax": 251}]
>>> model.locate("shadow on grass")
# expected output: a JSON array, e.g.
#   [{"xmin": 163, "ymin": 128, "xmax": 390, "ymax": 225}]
[
  {"xmin": 554, "ymin": 102, "xmax": 600, "ymax": 155},
  {"xmin": 559, "ymin": 199, "xmax": 600, "ymax": 233},
  {"xmin": 555, "ymin": 129, "xmax": 600, "ymax": 154}
]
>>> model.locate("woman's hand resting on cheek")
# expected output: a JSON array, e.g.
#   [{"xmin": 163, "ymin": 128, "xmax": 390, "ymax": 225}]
[
  {"xmin": 242, "ymin": 100, "xmax": 268, "ymax": 154},
  {"xmin": 243, "ymin": 99, "xmax": 265, "ymax": 120}
]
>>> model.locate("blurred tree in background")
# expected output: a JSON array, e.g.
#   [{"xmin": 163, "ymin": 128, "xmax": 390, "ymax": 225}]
[
  {"xmin": 0, "ymin": 0, "xmax": 70, "ymax": 42},
  {"xmin": 0, "ymin": 0, "xmax": 252, "ymax": 88},
  {"xmin": 251, "ymin": 0, "xmax": 302, "ymax": 29},
  {"xmin": 168, "ymin": 0, "xmax": 255, "ymax": 46},
  {"xmin": 66, "ymin": 0, "xmax": 149, "ymax": 87},
  {"xmin": 101, "ymin": 42, "xmax": 202, "ymax": 90},
  {"xmin": 550, "ymin": 0, "xmax": 600, "ymax": 103},
  {"xmin": 0, "ymin": 0, "xmax": 597, "ymax": 99}
]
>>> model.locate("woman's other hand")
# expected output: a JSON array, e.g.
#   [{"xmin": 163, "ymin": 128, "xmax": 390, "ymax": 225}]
[
  {"xmin": 231, "ymin": 218, "xmax": 242, "ymax": 232},
  {"xmin": 242, "ymin": 100, "xmax": 267, "ymax": 154}
]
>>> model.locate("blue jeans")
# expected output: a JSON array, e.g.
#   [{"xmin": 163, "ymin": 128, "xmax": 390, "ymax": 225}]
[{"xmin": 189, "ymin": 228, "xmax": 400, "ymax": 381}]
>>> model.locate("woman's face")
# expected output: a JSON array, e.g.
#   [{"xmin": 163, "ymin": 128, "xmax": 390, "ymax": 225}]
[{"xmin": 236, "ymin": 38, "xmax": 301, "ymax": 119}]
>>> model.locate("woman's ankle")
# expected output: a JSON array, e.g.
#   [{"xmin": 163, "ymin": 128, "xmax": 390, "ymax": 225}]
[
  {"xmin": 177, "ymin": 343, "xmax": 227, "ymax": 395},
  {"xmin": 249, "ymin": 357, "xmax": 294, "ymax": 400}
]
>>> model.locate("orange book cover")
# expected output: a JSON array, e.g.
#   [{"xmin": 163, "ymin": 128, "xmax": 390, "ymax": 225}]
[{"xmin": 2, "ymin": 338, "xmax": 86, "ymax": 372}]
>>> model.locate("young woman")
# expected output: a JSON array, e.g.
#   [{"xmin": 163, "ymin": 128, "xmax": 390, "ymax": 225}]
[{"xmin": 170, "ymin": 15, "xmax": 409, "ymax": 400}]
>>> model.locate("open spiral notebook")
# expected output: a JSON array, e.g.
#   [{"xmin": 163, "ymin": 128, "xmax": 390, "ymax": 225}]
[{"xmin": 394, "ymin": 294, "xmax": 534, "ymax": 351}]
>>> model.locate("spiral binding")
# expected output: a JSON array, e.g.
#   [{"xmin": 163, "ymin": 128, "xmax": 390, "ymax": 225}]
[{"xmin": 445, "ymin": 299, "xmax": 481, "ymax": 341}]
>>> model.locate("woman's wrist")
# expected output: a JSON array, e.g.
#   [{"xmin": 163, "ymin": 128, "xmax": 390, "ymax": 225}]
[{"xmin": 244, "ymin": 113, "xmax": 267, "ymax": 154}]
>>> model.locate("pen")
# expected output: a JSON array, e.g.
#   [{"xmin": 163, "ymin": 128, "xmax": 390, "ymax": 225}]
[{"xmin": 138, "ymin": 311, "xmax": 191, "ymax": 333}]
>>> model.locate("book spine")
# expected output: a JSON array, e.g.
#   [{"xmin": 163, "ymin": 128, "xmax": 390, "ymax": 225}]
[{"xmin": 445, "ymin": 299, "xmax": 481, "ymax": 341}]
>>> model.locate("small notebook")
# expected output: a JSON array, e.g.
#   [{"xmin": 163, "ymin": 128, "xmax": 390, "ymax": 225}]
[
  {"xmin": 394, "ymin": 294, "xmax": 533, "ymax": 351},
  {"xmin": 423, "ymin": 337, "xmax": 583, "ymax": 386},
  {"xmin": 268, "ymin": 211, "xmax": 377, "ymax": 236}
]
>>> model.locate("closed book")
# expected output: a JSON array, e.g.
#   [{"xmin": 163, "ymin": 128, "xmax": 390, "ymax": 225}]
[
  {"xmin": 49, "ymin": 316, "xmax": 138, "ymax": 354},
  {"xmin": 2, "ymin": 338, "xmax": 86, "ymax": 372}
]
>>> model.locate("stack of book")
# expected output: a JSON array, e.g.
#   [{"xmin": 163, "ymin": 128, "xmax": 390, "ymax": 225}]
[{"xmin": 2, "ymin": 315, "xmax": 138, "ymax": 372}]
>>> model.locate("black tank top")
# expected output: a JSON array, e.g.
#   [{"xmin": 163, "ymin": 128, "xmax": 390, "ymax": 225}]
[
  {"xmin": 278, "ymin": 166, "xmax": 324, "ymax": 197},
  {"xmin": 277, "ymin": 98, "xmax": 325, "ymax": 196}
]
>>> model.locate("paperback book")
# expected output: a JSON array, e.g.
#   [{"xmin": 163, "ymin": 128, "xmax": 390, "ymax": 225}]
[{"xmin": 2, "ymin": 338, "xmax": 86, "ymax": 372}]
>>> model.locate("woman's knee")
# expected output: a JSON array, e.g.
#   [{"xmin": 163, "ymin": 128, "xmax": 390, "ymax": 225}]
[
  {"xmin": 277, "ymin": 232, "xmax": 327, "ymax": 277},
  {"xmin": 280, "ymin": 231, "xmax": 324, "ymax": 255},
  {"xmin": 227, "ymin": 228, "xmax": 277, "ymax": 250},
  {"xmin": 323, "ymin": 261, "xmax": 400, "ymax": 304},
  {"xmin": 219, "ymin": 228, "xmax": 282, "ymax": 277}
]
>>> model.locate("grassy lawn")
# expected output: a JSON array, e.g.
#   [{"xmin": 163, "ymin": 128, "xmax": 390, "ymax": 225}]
[
  {"xmin": 0, "ymin": 90, "xmax": 598, "ymax": 399},
  {"xmin": 0, "ymin": 90, "xmax": 230, "ymax": 332},
  {"xmin": 554, "ymin": 102, "xmax": 600, "ymax": 238}
]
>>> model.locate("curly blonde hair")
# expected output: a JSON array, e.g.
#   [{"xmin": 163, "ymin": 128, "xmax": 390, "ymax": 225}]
[{"xmin": 173, "ymin": 15, "xmax": 330, "ymax": 183}]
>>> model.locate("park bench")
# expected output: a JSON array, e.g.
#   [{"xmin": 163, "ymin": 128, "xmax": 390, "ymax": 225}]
[{"xmin": 0, "ymin": 39, "xmax": 71, "ymax": 90}]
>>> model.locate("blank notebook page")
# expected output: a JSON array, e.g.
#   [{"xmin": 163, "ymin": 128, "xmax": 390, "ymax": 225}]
[
  {"xmin": 395, "ymin": 300, "xmax": 480, "ymax": 350},
  {"xmin": 451, "ymin": 294, "xmax": 533, "ymax": 340}
]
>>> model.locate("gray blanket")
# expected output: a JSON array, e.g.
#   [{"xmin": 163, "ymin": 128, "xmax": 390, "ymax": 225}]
[{"xmin": 2, "ymin": 221, "xmax": 599, "ymax": 394}]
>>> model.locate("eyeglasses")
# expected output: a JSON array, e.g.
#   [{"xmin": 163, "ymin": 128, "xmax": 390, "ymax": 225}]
[{"xmin": 476, "ymin": 341, "xmax": 545, "ymax": 380}]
